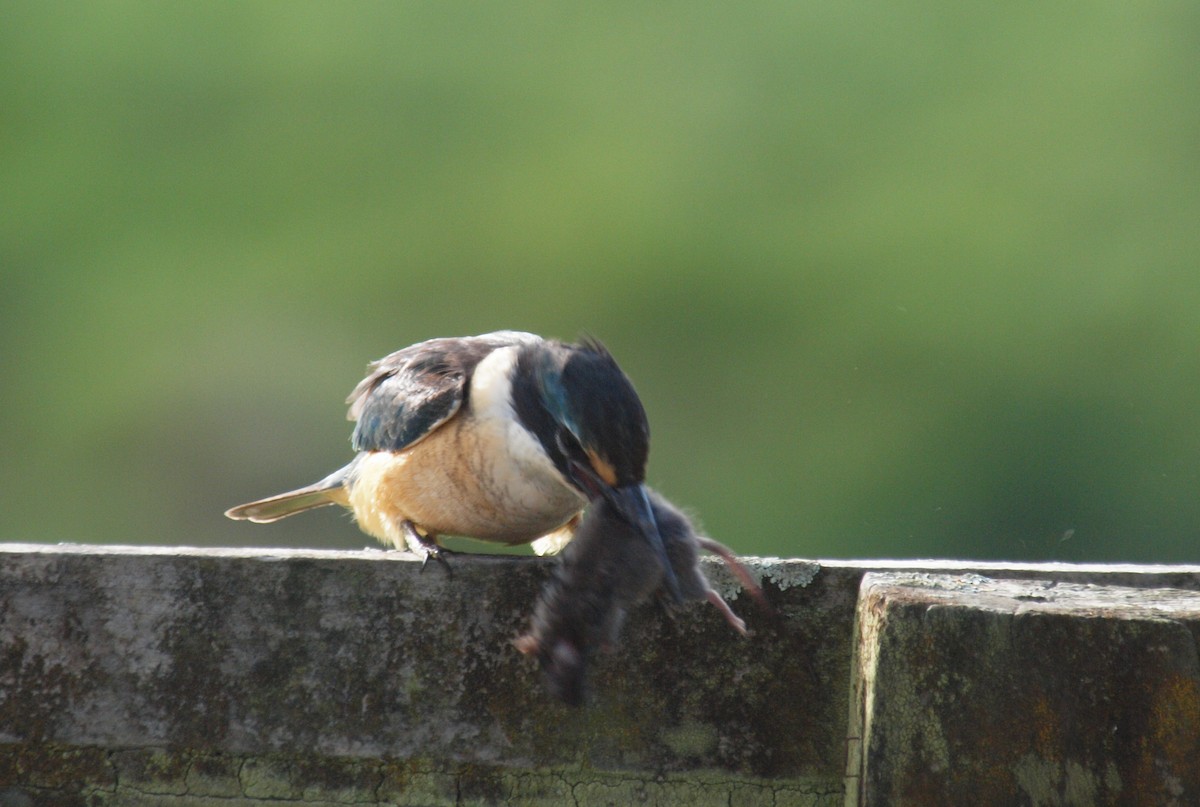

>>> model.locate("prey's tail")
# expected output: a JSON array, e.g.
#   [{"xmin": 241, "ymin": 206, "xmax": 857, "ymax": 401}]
[
  {"xmin": 695, "ymin": 536, "xmax": 774, "ymax": 616},
  {"xmin": 225, "ymin": 466, "xmax": 351, "ymax": 523}
]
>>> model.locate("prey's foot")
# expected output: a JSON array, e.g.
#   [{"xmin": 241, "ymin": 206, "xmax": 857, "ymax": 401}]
[{"xmin": 401, "ymin": 520, "xmax": 455, "ymax": 576}]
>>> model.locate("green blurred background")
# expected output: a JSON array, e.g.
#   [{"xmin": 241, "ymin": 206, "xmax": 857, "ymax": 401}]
[{"xmin": 3, "ymin": 3, "xmax": 1198, "ymax": 562}]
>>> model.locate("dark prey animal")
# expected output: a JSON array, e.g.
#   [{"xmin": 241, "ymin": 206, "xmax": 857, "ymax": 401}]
[
  {"xmin": 515, "ymin": 489, "xmax": 768, "ymax": 706},
  {"xmin": 225, "ymin": 331, "xmax": 678, "ymax": 589}
]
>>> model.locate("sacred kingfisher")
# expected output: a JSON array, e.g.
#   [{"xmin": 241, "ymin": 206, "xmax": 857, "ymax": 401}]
[{"xmin": 225, "ymin": 331, "xmax": 675, "ymax": 584}]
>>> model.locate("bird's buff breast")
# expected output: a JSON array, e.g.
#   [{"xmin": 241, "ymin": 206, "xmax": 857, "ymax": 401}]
[{"xmin": 347, "ymin": 411, "xmax": 585, "ymax": 546}]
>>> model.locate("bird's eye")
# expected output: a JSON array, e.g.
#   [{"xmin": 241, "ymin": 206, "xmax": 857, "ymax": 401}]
[
  {"xmin": 556, "ymin": 432, "xmax": 606, "ymax": 497},
  {"xmin": 555, "ymin": 430, "xmax": 583, "ymax": 461}
]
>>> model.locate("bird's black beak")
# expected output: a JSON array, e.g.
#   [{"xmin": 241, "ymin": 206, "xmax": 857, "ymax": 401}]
[
  {"xmin": 607, "ymin": 483, "xmax": 683, "ymax": 603},
  {"xmin": 563, "ymin": 450, "xmax": 682, "ymax": 602}
]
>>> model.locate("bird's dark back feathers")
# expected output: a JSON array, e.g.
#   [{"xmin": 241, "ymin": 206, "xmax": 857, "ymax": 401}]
[{"xmin": 347, "ymin": 332, "xmax": 537, "ymax": 452}]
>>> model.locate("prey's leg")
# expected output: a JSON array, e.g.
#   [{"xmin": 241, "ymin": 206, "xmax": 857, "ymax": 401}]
[
  {"xmin": 695, "ymin": 536, "xmax": 772, "ymax": 614},
  {"xmin": 705, "ymin": 589, "xmax": 748, "ymax": 636}
]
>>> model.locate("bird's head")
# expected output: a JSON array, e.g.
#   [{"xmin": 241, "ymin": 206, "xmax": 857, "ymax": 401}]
[{"xmin": 513, "ymin": 337, "xmax": 682, "ymax": 600}]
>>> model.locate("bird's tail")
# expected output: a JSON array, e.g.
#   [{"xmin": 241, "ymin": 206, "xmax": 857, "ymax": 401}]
[{"xmin": 225, "ymin": 466, "xmax": 351, "ymax": 523}]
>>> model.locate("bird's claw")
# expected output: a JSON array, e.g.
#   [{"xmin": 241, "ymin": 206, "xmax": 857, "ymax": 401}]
[
  {"xmin": 419, "ymin": 545, "xmax": 456, "ymax": 577},
  {"xmin": 402, "ymin": 520, "xmax": 454, "ymax": 577}
]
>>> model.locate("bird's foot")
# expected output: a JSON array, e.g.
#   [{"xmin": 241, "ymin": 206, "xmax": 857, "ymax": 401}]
[{"xmin": 401, "ymin": 521, "xmax": 455, "ymax": 576}]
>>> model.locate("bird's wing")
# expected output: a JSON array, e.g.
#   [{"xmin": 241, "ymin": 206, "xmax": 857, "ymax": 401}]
[{"xmin": 346, "ymin": 331, "xmax": 541, "ymax": 452}]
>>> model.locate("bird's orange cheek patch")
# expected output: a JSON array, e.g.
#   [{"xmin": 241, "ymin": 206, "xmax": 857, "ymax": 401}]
[{"xmin": 586, "ymin": 450, "xmax": 618, "ymax": 487}]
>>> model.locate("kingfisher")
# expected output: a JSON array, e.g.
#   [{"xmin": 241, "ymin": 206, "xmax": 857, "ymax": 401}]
[{"xmin": 225, "ymin": 331, "xmax": 676, "ymax": 589}]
